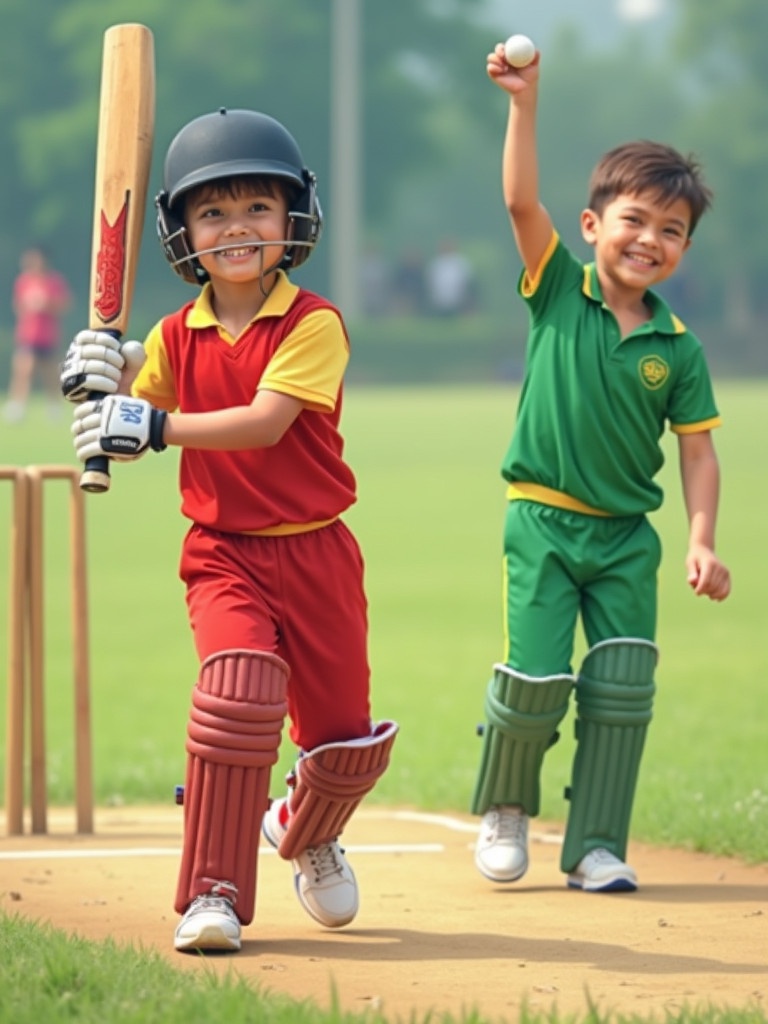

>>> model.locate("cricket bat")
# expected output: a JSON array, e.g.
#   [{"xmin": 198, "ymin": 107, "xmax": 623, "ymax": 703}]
[{"xmin": 80, "ymin": 23, "xmax": 155, "ymax": 494}]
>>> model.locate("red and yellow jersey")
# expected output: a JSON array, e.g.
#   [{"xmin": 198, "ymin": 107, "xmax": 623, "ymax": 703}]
[{"xmin": 131, "ymin": 271, "xmax": 357, "ymax": 534}]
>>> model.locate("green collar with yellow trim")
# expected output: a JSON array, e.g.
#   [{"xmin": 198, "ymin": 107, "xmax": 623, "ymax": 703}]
[{"xmin": 581, "ymin": 262, "xmax": 686, "ymax": 335}]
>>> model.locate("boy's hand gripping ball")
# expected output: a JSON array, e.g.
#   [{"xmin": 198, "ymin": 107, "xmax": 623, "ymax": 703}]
[{"xmin": 504, "ymin": 34, "xmax": 536, "ymax": 68}]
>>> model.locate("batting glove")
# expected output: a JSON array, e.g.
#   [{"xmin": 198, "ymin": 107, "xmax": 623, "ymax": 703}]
[
  {"xmin": 60, "ymin": 330, "xmax": 145, "ymax": 403},
  {"xmin": 71, "ymin": 396, "xmax": 167, "ymax": 463}
]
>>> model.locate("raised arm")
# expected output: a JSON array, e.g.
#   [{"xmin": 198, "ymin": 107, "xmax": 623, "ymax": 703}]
[{"xmin": 487, "ymin": 42, "xmax": 554, "ymax": 278}]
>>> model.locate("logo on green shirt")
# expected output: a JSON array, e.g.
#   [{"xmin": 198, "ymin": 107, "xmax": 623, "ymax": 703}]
[{"xmin": 638, "ymin": 355, "xmax": 670, "ymax": 391}]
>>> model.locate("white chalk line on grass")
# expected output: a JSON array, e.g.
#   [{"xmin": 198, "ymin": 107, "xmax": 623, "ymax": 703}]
[{"xmin": 0, "ymin": 810, "xmax": 562, "ymax": 862}]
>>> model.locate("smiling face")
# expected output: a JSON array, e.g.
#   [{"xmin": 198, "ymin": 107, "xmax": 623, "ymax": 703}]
[
  {"xmin": 184, "ymin": 177, "xmax": 291, "ymax": 288},
  {"xmin": 580, "ymin": 190, "xmax": 692, "ymax": 296}
]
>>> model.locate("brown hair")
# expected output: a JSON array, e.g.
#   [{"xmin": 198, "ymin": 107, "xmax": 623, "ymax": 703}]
[
  {"xmin": 588, "ymin": 141, "xmax": 713, "ymax": 236},
  {"xmin": 182, "ymin": 175, "xmax": 298, "ymax": 216}
]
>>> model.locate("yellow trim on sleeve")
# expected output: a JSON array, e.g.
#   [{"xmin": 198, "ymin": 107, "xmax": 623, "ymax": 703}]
[
  {"xmin": 507, "ymin": 482, "xmax": 613, "ymax": 517},
  {"xmin": 670, "ymin": 416, "xmax": 722, "ymax": 435},
  {"xmin": 520, "ymin": 231, "xmax": 560, "ymax": 297}
]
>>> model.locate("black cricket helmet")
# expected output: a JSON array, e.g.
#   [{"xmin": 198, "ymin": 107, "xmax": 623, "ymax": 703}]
[{"xmin": 155, "ymin": 108, "xmax": 322, "ymax": 284}]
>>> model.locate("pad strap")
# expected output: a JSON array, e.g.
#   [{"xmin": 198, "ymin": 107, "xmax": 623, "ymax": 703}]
[{"xmin": 278, "ymin": 720, "xmax": 398, "ymax": 860}]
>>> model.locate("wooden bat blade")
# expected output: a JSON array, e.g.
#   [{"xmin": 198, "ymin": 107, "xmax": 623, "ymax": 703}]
[
  {"xmin": 82, "ymin": 23, "xmax": 155, "ymax": 494},
  {"xmin": 89, "ymin": 23, "xmax": 154, "ymax": 335},
  {"xmin": 88, "ymin": 23, "xmax": 155, "ymax": 337}
]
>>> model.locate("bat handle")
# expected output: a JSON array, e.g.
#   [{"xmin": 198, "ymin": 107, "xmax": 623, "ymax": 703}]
[
  {"xmin": 80, "ymin": 387, "xmax": 111, "ymax": 493},
  {"xmin": 79, "ymin": 327, "xmax": 123, "ymax": 493},
  {"xmin": 80, "ymin": 459, "xmax": 111, "ymax": 493}
]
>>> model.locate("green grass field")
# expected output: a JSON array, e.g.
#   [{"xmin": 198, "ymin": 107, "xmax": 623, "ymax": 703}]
[{"xmin": 1, "ymin": 383, "xmax": 766, "ymax": 1023}]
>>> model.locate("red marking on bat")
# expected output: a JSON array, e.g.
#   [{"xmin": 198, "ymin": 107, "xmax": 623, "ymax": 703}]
[{"xmin": 94, "ymin": 192, "xmax": 130, "ymax": 324}]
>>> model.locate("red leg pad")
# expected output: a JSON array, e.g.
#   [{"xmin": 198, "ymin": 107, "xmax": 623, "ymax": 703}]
[
  {"xmin": 279, "ymin": 720, "xmax": 398, "ymax": 860},
  {"xmin": 175, "ymin": 650, "xmax": 288, "ymax": 924}
]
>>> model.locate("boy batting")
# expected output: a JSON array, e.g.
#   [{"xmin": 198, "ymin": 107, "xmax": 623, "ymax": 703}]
[{"xmin": 61, "ymin": 107, "xmax": 397, "ymax": 952}]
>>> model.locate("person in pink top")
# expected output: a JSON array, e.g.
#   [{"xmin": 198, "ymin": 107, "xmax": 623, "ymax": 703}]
[{"xmin": 4, "ymin": 246, "xmax": 71, "ymax": 422}]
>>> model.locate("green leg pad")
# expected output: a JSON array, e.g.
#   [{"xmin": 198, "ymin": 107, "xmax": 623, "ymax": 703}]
[
  {"xmin": 560, "ymin": 639, "xmax": 657, "ymax": 873},
  {"xmin": 471, "ymin": 665, "xmax": 573, "ymax": 816}
]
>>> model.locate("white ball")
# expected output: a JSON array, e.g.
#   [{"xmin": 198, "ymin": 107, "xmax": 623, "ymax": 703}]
[
  {"xmin": 120, "ymin": 340, "xmax": 146, "ymax": 371},
  {"xmin": 504, "ymin": 34, "xmax": 536, "ymax": 68}
]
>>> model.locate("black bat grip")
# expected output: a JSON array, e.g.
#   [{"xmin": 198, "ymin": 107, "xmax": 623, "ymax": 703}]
[
  {"xmin": 80, "ymin": 458, "xmax": 111, "ymax": 492},
  {"xmin": 80, "ymin": 458, "xmax": 111, "ymax": 493},
  {"xmin": 80, "ymin": 389, "xmax": 111, "ymax": 493}
]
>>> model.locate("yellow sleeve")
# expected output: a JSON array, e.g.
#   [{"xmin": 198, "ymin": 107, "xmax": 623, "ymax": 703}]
[
  {"xmin": 260, "ymin": 308, "xmax": 349, "ymax": 412},
  {"xmin": 131, "ymin": 320, "xmax": 179, "ymax": 412}
]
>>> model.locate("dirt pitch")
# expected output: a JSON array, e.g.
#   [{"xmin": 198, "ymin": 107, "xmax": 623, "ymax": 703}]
[{"xmin": 1, "ymin": 806, "xmax": 766, "ymax": 1021}]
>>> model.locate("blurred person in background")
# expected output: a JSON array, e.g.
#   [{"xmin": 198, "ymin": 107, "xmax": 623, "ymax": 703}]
[
  {"xmin": 4, "ymin": 246, "xmax": 71, "ymax": 423},
  {"xmin": 360, "ymin": 244, "xmax": 393, "ymax": 317},
  {"xmin": 391, "ymin": 246, "xmax": 428, "ymax": 316},
  {"xmin": 425, "ymin": 237, "xmax": 477, "ymax": 316}
]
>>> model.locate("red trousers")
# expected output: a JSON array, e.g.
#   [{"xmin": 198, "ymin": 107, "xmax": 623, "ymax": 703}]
[{"xmin": 179, "ymin": 520, "xmax": 371, "ymax": 751}]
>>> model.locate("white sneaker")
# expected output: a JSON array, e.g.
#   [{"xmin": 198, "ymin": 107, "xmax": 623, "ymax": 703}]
[
  {"xmin": 474, "ymin": 805, "xmax": 529, "ymax": 883},
  {"xmin": 567, "ymin": 848, "xmax": 638, "ymax": 893},
  {"xmin": 263, "ymin": 797, "xmax": 359, "ymax": 927},
  {"xmin": 174, "ymin": 881, "xmax": 241, "ymax": 952}
]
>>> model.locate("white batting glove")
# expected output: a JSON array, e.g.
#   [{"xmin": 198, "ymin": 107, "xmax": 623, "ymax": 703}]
[
  {"xmin": 60, "ymin": 330, "xmax": 145, "ymax": 403},
  {"xmin": 71, "ymin": 396, "xmax": 167, "ymax": 463}
]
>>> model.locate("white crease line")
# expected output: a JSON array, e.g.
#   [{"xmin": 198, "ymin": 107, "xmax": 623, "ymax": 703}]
[
  {"xmin": 390, "ymin": 810, "xmax": 480, "ymax": 834},
  {"xmin": 388, "ymin": 809, "xmax": 563, "ymax": 846},
  {"xmin": 0, "ymin": 843, "xmax": 444, "ymax": 862},
  {"xmin": 345, "ymin": 844, "xmax": 443, "ymax": 854},
  {"xmin": 0, "ymin": 848, "xmax": 180, "ymax": 861},
  {"xmin": 0, "ymin": 810, "xmax": 563, "ymax": 863}
]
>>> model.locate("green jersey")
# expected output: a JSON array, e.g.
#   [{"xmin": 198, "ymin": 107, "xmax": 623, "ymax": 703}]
[{"xmin": 503, "ymin": 233, "xmax": 721, "ymax": 516}]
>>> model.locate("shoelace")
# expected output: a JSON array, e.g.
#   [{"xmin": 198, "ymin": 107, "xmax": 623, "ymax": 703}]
[
  {"xmin": 587, "ymin": 848, "xmax": 620, "ymax": 865},
  {"xmin": 490, "ymin": 808, "xmax": 526, "ymax": 843},
  {"xmin": 307, "ymin": 842, "xmax": 345, "ymax": 882},
  {"xmin": 188, "ymin": 880, "xmax": 238, "ymax": 914},
  {"xmin": 188, "ymin": 893, "xmax": 234, "ymax": 915}
]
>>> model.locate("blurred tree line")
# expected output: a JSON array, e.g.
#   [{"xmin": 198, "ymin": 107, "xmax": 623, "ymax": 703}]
[{"xmin": 0, "ymin": 0, "xmax": 765, "ymax": 385}]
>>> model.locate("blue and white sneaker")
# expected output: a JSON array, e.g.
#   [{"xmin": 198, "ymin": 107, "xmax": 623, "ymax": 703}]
[{"xmin": 567, "ymin": 848, "xmax": 638, "ymax": 892}]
